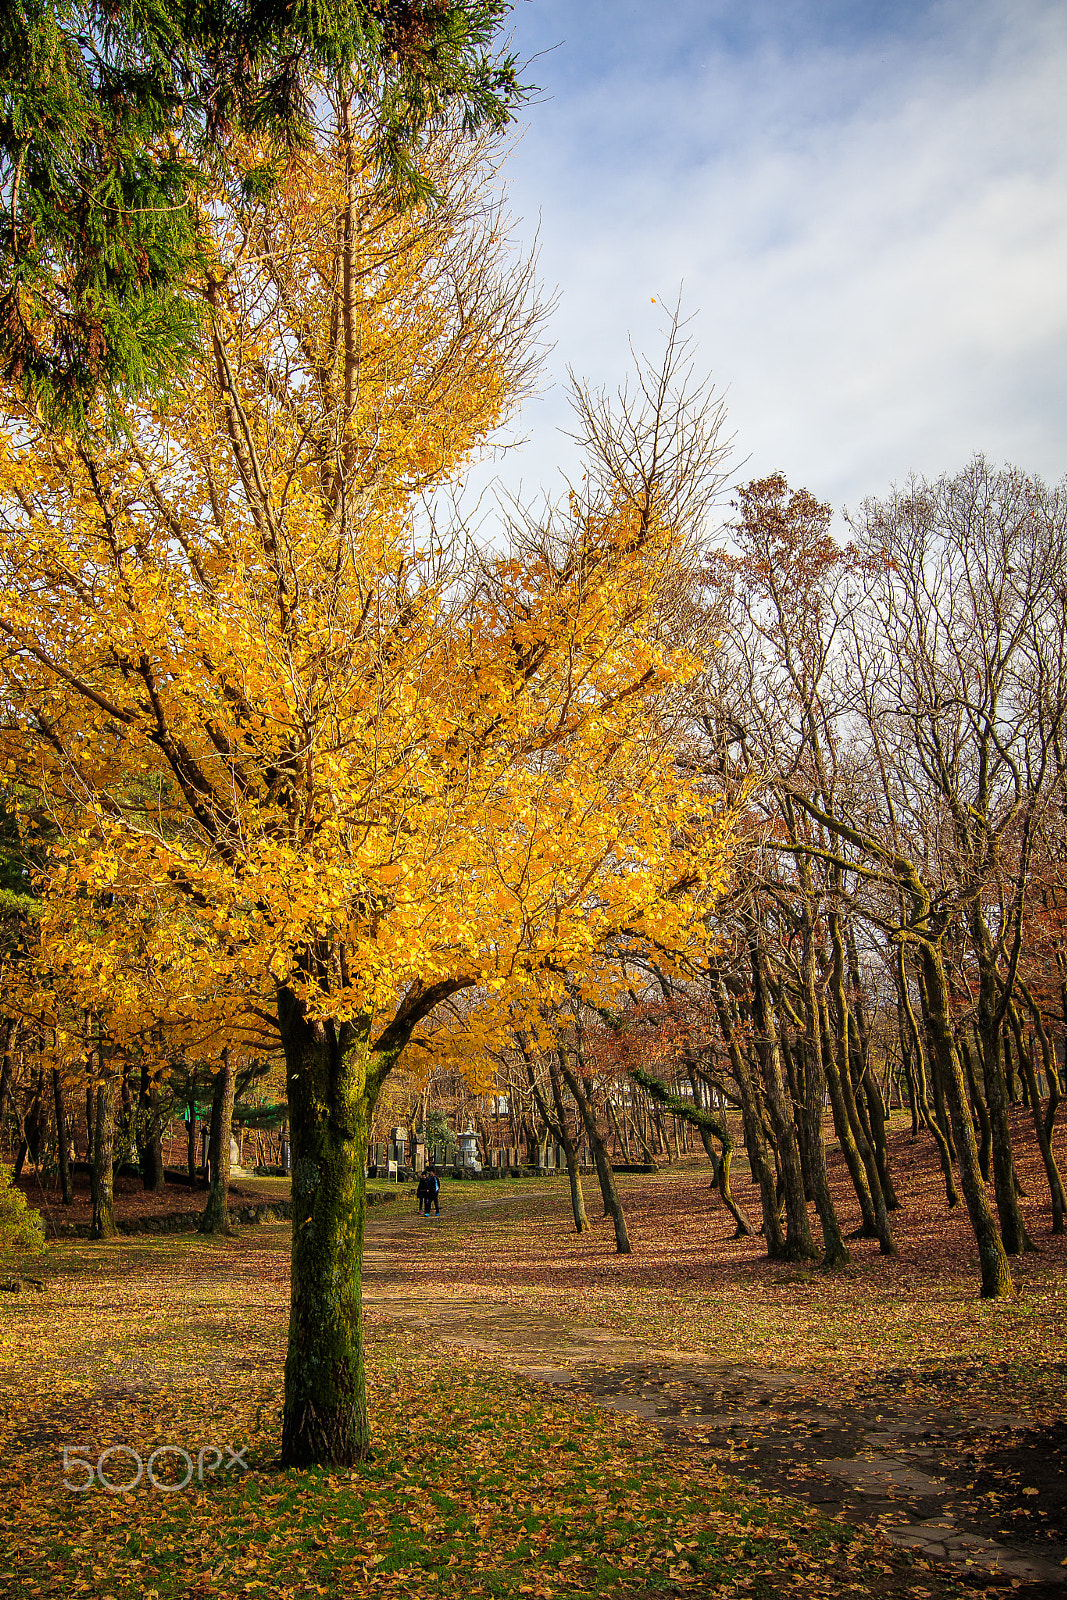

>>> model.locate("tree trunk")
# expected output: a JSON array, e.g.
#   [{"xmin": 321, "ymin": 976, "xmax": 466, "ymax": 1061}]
[
  {"xmin": 1002, "ymin": 1024, "xmax": 1019, "ymax": 1104},
  {"xmin": 711, "ymin": 974, "xmax": 784, "ymax": 1256},
  {"xmin": 89, "ymin": 1061, "xmax": 116, "ymax": 1240},
  {"xmin": 782, "ymin": 1032, "xmax": 814, "ymax": 1202},
  {"xmin": 0, "ymin": 1017, "xmax": 17, "ymax": 1139},
  {"xmin": 751, "ymin": 944, "xmax": 816, "ymax": 1262},
  {"xmin": 139, "ymin": 1057, "xmax": 165, "ymax": 1192},
  {"xmin": 799, "ymin": 930, "xmax": 849, "ymax": 1267},
  {"xmin": 828, "ymin": 919, "xmax": 896, "ymax": 1254},
  {"xmin": 959, "ymin": 1029, "xmax": 992, "ymax": 1181},
  {"xmin": 278, "ymin": 986, "xmax": 395, "ymax": 1468},
  {"xmin": 52, "ymin": 1068, "xmax": 73, "ymax": 1205},
  {"xmin": 899, "ymin": 949, "xmax": 960, "ymax": 1206},
  {"xmin": 83, "ymin": 1084, "xmax": 95, "ymax": 1168},
  {"xmin": 639, "ymin": 1064, "xmax": 755, "ymax": 1240},
  {"xmin": 548, "ymin": 1053, "xmax": 588, "ymax": 1234},
  {"xmin": 844, "ymin": 918, "xmax": 898, "ymax": 1209},
  {"xmin": 1009, "ymin": 1006, "xmax": 1065, "ymax": 1234},
  {"xmin": 969, "ymin": 909, "xmax": 1034, "ymax": 1253},
  {"xmin": 821, "ymin": 1006, "xmax": 878, "ymax": 1237},
  {"xmin": 556, "ymin": 1049, "xmax": 630, "ymax": 1253},
  {"xmin": 918, "ymin": 940, "xmax": 1014, "ymax": 1298},
  {"xmin": 187, "ymin": 1092, "xmax": 197, "ymax": 1187},
  {"xmin": 860, "ymin": 1062, "xmax": 898, "ymax": 1208},
  {"xmin": 899, "ymin": 1011, "xmax": 921, "ymax": 1138},
  {"xmin": 199, "ymin": 1049, "xmax": 237, "ymax": 1235}
]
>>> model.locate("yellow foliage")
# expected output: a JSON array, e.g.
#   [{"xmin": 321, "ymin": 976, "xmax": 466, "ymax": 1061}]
[{"xmin": 0, "ymin": 113, "xmax": 734, "ymax": 1086}]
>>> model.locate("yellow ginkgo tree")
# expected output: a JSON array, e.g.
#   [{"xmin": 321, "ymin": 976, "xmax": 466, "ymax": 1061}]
[{"xmin": 0, "ymin": 95, "xmax": 734, "ymax": 1465}]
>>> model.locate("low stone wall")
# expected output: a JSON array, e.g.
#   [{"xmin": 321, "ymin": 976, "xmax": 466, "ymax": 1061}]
[{"xmin": 48, "ymin": 1189, "xmax": 399, "ymax": 1239}]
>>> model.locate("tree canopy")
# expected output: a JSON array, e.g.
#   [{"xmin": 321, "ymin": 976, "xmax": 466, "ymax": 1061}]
[{"xmin": 0, "ymin": 0, "xmax": 525, "ymax": 427}]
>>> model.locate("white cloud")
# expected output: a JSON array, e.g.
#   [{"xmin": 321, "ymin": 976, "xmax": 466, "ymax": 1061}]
[{"xmin": 465, "ymin": 0, "xmax": 1067, "ymax": 525}]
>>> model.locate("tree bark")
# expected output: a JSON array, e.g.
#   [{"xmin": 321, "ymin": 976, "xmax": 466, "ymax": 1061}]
[
  {"xmin": 187, "ymin": 1088, "xmax": 198, "ymax": 1187},
  {"xmin": 751, "ymin": 943, "xmax": 816, "ymax": 1262},
  {"xmin": 278, "ymin": 985, "xmax": 397, "ymax": 1467},
  {"xmin": 556, "ymin": 1047, "xmax": 630, "ymax": 1253},
  {"xmin": 829, "ymin": 918, "xmax": 896, "ymax": 1255},
  {"xmin": 1009, "ymin": 1006, "xmax": 1064, "ymax": 1234},
  {"xmin": 969, "ymin": 908, "xmax": 1034, "ymax": 1252},
  {"xmin": 821, "ymin": 1006, "xmax": 878, "ymax": 1237},
  {"xmin": 89, "ymin": 1057, "xmax": 116, "ymax": 1240},
  {"xmin": 711, "ymin": 973, "xmax": 785, "ymax": 1255},
  {"xmin": 899, "ymin": 1009, "xmax": 921, "ymax": 1138},
  {"xmin": 548, "ymin": 1053, "xmax": 588, "ymax": 1234},
  {"xmin": 918, "ymin": 940, "xmax": 1014, "ymax": 1298},
  {"xmin": 52, "ymin": 1068, "xmax": 73, "ymax": 1205},
  {"xmin": 199, "ymin": 1049, "xmax": 236, "ymax": 1235},
  {"xmin": 959, "ymin": 1029, "xmax": 992, "ymax": 1181},
  {"xmin": 139, "ymin": 1057, "xmax": 165, "ymax": 1192},
  {"xmin": 0, "ymin": 1017, "xmax": 17, "ymax": 1138},
  {"xmin": 899, "ymin": 948, "xmax": 960, "ymax": 1206},
  {"xmin": 798, "ymin": 928, "xmax": 849, "ymax": 1267},
  {"xmin": 844, "ymin": 918, "xmax": 898, "ymax": 1209}
]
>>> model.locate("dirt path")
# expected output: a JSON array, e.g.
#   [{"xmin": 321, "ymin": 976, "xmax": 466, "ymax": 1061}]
[{"xmin": 364, "ymin": 1204, "xmax": 1067, "ymax": 1598}]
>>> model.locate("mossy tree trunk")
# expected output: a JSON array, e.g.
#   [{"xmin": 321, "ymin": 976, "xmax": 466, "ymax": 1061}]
[
  {"xmin": 1009, "ymin": 1003, "xmax": 1065, "ymax": 1234},
  {"xmin": 277, "ymin": 985, "xmax": 406, "ymax": 1468},
  {"xmin": 823, "ymin": 1037, "xmax": 875, "ymax": 1231},
  {"xmin": 844, "ymin": 918, "xmax": 899, "ymax": 1210},
  {"xmin": 828, "ymin": 916, "xmax": 895, "ymax": 1255},
  {"xmin": 959, "ymin": 1029, "xmax": 992, "ymax": 1180},
  {"xmin": 633, "ymin": 1065, "xmax": 755, "ymax": 1239},
  {"xmin": 186, "ymin": 1092, "xmax": 197, "ymax": 1187},
  {"xmin": 969, "ymin": 907, "xmax": 1034, "ymax": 1253},
  {"xmin": 0, "ymin": 1017, "xmax": 18, "ymax": 1140},
  {"xmin": 799, "ymin": 927, "xmax": 849, "ymax": 1268},
  {"xmin": 556, "ymin": 1047, "xmax": 630, "ymax": 1253},
  {"xmin": 897, "ymin": 946, "xmax": 960, "ymax": 1206},
  {"xmin": 274, "ymin": 969, "xmax": 469, "ymax": 1468},
  {"xmin": 711, "ymin": 973, "xmax": 785, "ymax": 1256},
  {"xmin": 918, "ymin": 940, "xmax": 1014, "ymax": 1299},
  {"xmin": 751, "ymin": 943, "xmax": 817, "ymax": 1262}
]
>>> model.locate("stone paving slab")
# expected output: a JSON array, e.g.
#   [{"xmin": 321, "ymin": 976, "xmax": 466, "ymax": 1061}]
[
  {"xmin": 885, "ymin": 1518, "xmax": 1066, "ymax": 1584},
  {"xmin": 362, "ymin": 1274, "xmax": 1066, "ymax": 1591},
  {"xmin": 822, "ymin": 1453, "xmax": 947, "ymax": 1497}
]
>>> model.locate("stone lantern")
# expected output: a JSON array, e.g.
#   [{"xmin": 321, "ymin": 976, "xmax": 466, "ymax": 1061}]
[{"xmin": 459, "ymin": 1124, "xmax": 482, "ymax": 1172}]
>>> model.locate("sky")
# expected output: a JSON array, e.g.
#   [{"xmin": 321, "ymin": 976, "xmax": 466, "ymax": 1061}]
[{"xmin": 466, "ymin": 0, "xmax": 1067, "ymax": 525}]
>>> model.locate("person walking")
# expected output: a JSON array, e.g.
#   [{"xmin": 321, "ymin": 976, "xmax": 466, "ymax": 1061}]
[
  {"xmin": 415, "ymin": 1169, "xmax": 431, "ymax": 1216},
  {"xmin": 426, "ymin": 1163, "xmax": 440, "ymax": 1216}
]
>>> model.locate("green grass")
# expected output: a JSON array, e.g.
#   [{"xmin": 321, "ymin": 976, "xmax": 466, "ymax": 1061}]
[
  {"xmin": 1, "ymin": 1298, "xmax": 949, "ymax": 1599},
  {"xmin": 0, "ymin": 1174, "xmax": 1004, "ymax": 1600}
]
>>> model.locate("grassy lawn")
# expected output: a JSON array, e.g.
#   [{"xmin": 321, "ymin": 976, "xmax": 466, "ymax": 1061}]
[{"xmin": 2, "ymin": 1138, "xmax": 1063, "ymax": 1598}]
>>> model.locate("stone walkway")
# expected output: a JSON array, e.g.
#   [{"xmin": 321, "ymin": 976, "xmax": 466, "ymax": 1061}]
[{"xmin": 364, "ymin": 1212, "xmax": 1067, "ymax": 1596}]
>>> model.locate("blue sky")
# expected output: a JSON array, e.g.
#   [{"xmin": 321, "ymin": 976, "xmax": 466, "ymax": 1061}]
[{"xmin": 472, "ymin": 0, "xmax": 1067, "ymax": 520}]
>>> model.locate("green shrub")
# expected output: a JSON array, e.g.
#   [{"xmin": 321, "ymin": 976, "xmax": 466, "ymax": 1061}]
[{"xmin": 0, "ymin": 1167, "xmax": 45, "ymax": 1249}]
